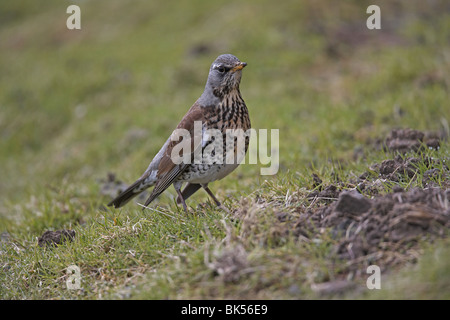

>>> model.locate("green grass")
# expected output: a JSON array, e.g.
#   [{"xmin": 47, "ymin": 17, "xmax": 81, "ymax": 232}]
[
  {"xmin": 1, "ymin": 0, "xmax": 449, "ymax": 299},
  {"xmin": 357, "ymin": 240, "xmax": 450, "ymax": 300}
]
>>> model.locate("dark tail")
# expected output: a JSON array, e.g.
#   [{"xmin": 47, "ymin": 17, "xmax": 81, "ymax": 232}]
[{"xmin": 108, "ymin": 178, "xmax": 147, "ymax": 208}]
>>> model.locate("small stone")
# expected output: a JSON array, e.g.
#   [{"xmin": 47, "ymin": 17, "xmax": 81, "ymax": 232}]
[{"xmin": 335, "ymin": 191, "xmax": 372, "ymax": 215}]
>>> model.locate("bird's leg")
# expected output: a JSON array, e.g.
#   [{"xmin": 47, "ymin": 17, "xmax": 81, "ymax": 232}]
[
  {"xmin": 202, "ymin": 184, "xmax": 230, "ymax": 213},
  {"xmin": 176, "ymin": 189, "xmax": 188, "ymax": 213},
  {"xmin": 201, "ymin": 184, "xmax": 221, "ymax": 207},
  {"xmin": 174, "ymin": 183, "xmax": 188, "ymax": 213}
]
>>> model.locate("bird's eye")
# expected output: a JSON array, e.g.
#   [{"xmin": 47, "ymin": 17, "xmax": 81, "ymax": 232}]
[{"xmin": 217, "ymin": 66, "xmax": 225, "ymax": 73}]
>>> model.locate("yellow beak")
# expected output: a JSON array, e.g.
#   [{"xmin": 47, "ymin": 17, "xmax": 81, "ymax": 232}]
[{"xmin": 231, "ymin": 62, "xmax": 247, "ymax": 72}]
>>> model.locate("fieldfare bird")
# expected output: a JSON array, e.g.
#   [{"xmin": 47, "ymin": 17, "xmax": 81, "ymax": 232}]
[{"xmin": 108, "ymin": 54, "xmax": 251, "ymax": 212}]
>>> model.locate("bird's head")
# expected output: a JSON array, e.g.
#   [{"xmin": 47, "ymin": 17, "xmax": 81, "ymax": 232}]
[{"xmin": 206, "ymin": 54, "xmax": 247, "ymax": 98}]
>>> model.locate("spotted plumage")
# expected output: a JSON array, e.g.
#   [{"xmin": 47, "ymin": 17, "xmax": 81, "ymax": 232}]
[{"xmin": 108, "ymin": 54, "xmax": 250, "ymax": 212}]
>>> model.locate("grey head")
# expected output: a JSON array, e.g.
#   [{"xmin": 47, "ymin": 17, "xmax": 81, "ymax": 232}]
[{"xmin": 199, "ymin": 54, "xmax": 247, "ymax": 105}]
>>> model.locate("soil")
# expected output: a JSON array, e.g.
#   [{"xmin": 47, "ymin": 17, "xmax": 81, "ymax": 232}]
[
  {"xmin": 284, "ymin": 185, "xmax": 449, "ymax": 292},
  {"xmin": 361, "ymin": 154, "xmax": 450, "ymax": 187},
  {"xmin": 38, "ymin": 229, "xmax": 76, "ymax": 247},
  {"xmin": 302, "ymin": 187, "xmax": 449, "ymax": 258},
  {"xmin": 371, "ymin": 128, "xmax": 445, "ymax": 153},
  {"xmin": 233, "ymin": 180, "xmax": 450, "ymax": 294},
  {"xmin": 302, "ymin": 130, "xmax": 449, "ymax": 282}
]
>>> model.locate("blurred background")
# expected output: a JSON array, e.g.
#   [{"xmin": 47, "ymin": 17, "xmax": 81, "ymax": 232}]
[{"xmin": 0, "ymin": 0, "xmax": 449, "ymax": 207}]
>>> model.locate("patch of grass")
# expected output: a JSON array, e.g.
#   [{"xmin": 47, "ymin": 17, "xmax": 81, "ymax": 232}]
[
  {"xmin": 360, "ymin": 239, "xmax": 450, "ymax": 299},
  {"xmin": 1, "ymin": 203, "xmax": 228, "ymax": 299}
]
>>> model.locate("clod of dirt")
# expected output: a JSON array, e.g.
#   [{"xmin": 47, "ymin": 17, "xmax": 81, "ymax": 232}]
[
  {"xmin": 422, "ymin": 168, "xmax": 449, "ymax": 188},
  {"xmin": 311, "ymin": 173, "xmax": 323, "ymax": 190},
  {"xmin": 363, "ymin": 155, "xmax": 450, "ymax": 187},
  {"xmin": 384, "ymin": 128, "xmax": 443, "ymax": 153},
  {"xmin": 369, "ymin": 128, "xmax": 445, "ymax": 153},
  {"xmin": 378, "ymin": 156, "xmax": 418, "ymax": 181},
  {"xmin": 335, "ymin": 191, "xmax": 372, "ymax": 216},
  {"xmin": 38, "ymin": 229, "xmax": 76, "ymax": 247},
  {"xmin": 307, "ymin": 185, "xmax": 340, "ymax": 204},
  {"xmin": 384, "ymin": 128, "xmax": 425, "ymax": 152}
]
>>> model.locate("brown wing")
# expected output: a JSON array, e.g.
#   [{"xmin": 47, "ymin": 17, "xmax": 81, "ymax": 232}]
[{"xmin": 143, "ymin": 101, "xmax": 205, "ymax": 206}]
